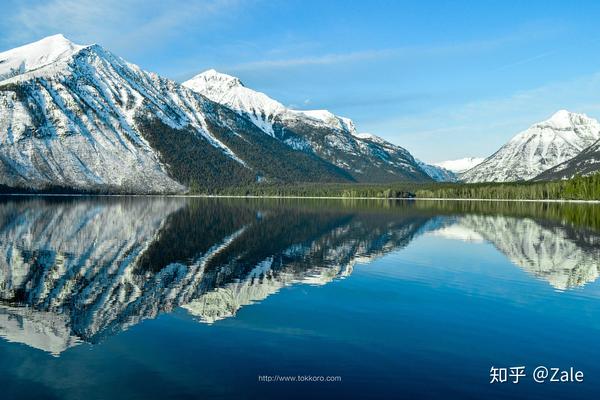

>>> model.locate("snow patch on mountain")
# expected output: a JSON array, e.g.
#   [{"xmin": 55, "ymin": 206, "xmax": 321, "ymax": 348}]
[{"xmin": 352, "ymin": 132, "xmax": 377, "ymax": 140}]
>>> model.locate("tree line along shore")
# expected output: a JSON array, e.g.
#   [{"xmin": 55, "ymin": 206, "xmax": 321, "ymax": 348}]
[
  {"xmin": 0, "ymin": 174, "xmax": 598, "ymax": 201},
  {"xmin": 209, "ymin": 174, "xmax": 600, "ymax": 201}
]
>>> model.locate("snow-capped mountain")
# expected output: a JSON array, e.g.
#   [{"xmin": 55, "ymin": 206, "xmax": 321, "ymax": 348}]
[
  {"xmin": 535, "ymin": 137, "xmax": 600, "ymax": 180},
  {"xmin": 416, "ymin": 160, "xmax": 458, "ymax": 182},
  {"xmin": 434, "ymin": 157, "xmax": 484, "ymax": 173},
  {"xmin": 0, "ymin": 34, "xmax": 196, "ymax": 193},
  {"xmin": 461, "ymin": 110, "xmax": 600, "ymax": 182},
  {"xmin": 2, "ymin": 35, "xmax": 429, "ymax": 194},
  {"xmin": 183, "ymin": 70, "xmax": 431, "ymax": 182}
]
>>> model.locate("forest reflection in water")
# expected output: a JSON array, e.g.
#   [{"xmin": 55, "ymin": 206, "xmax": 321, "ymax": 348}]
[{"xmin": 0, "ymin": 196, "xmax": 598, "ymax": 355}]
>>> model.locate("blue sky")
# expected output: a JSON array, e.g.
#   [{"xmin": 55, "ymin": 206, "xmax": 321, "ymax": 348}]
[{"xmin": 3, "ymin": 0, "xmax": 600, "ymax": 162}]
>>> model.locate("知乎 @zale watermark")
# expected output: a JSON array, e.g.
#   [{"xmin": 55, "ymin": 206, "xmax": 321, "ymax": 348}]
[
  {"xmin": 258, "ymin": 375, "xmax": 342, "ymax": 383},
  {"xmin": 490, "ymin": 366, "xmax": 584, "ymax": 384}
]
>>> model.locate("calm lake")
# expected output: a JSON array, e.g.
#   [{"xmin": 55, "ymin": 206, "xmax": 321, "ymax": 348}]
[{"xmin": 0, "ymin": 196, "xmax": 599, "ymax": 399}]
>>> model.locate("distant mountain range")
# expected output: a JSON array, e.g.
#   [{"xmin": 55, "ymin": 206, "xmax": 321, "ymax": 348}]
[
  {"xmin": 428, "ymin": 111, "xmax": 600, "ymax": 183},
  {"xmin": 415, "ymin": 160, "xmax": 459, "ymax": 182},
  {"xmin": 1, "ymin": 34, "xmax": 600, "ymax": 192},
  {"xmin": 184, "ymin": 70, "xmax": 600, "ymax": 184}
]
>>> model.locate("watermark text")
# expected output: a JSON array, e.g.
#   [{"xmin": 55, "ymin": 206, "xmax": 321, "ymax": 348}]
[
  {"xmin": 490, "ymin": 366, "xmax": 584, "ymax": 384},
  {"xmin": 258, "ymin": 375, "xmax": 342, "ymax": 383}
]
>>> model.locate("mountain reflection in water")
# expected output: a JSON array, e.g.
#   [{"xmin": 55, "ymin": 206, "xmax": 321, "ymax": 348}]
[{"xmin": 0, "ymin": 197, "xmax": 598, "ymax": 355}]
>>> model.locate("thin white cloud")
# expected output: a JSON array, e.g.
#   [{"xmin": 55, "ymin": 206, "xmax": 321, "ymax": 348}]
[
  {"xmin": 228, "ymin": 24, "xmax": 566, "ymax": 71},
  {"xmin": 492, "ymin": 50, "xmax": 557, "ymax": 72},
  {"xmin": 231, "ymin": 49, "xmax": 396, "ymax": 70}
]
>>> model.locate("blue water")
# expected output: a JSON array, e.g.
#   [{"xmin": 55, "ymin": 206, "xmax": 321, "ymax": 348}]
[{"xmin": 0, "ymin": 197, "xmax": 599, "ymax": 399}]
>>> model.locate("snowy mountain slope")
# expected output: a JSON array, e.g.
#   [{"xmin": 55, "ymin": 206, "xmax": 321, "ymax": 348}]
[
  {"xmin": 183, "ymin": 70, "xmax": 431, "ymax": 182},
  {"xmin": 461, "ymin": 110, "xmax": 600, "ymax": 182},
  {"xmin": 0, "ymin": 34, "xmax": 85, "ymax": 81},
  {"xmin": 416, "ymin": 160, "xmax": 458, "ymax": 182},
  {"xmin": 434, "ymin": 157, "xmax": 484, "ymax": 173},
  {"xmin": 182, "ymin": 69, "xmax": 286, "ymax": 135},
  {"xmin": 0, "ymin": 35, "xmax": 357, "ymax": 193},
  {"xmin": 0, "ymin": 35, "xmax": 240, "ymax": 192},
  {"xmin": 534, "ymin": 138, "xmax": 600, "ymax": 180}
]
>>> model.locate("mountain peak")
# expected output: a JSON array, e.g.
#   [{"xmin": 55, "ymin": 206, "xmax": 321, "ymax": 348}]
[
  {"xmin": 199, "ymin": 68, "xmax": 237, "ymax": 80},
  {"xmin": 40, "ymin": 33, "xmax": 75, "ymax": 45},
  {"xmin": 0, "ymin": 34, "xmax": 86, "ymax": 81},
  {"xmin": 540, "ymin": 109, "xmax": 592, "ymax": 130},
  {"xmin": 184, "ymin": 69, "xmax": 244, "ymax": 92},
  {"xmin": 550, "ymin": 109, "xmax": 571, "ymax": 120}
]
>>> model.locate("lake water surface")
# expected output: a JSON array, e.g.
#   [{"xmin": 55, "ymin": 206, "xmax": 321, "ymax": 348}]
[{"xmin": 0, "ymin": 197, "xmax": 599, "ymax": 399}]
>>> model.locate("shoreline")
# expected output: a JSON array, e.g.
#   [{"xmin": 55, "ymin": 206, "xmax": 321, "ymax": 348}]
[{"xmin": 1, "ymin": 193, "xmax": 599, "ymax": 203}]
